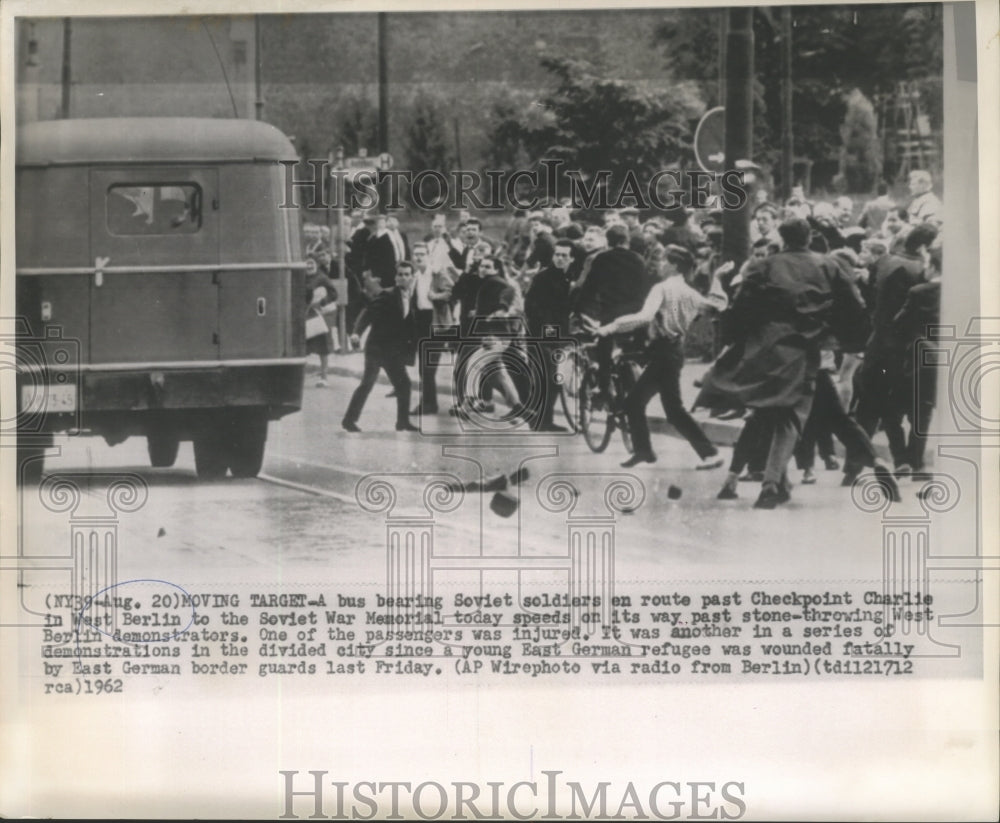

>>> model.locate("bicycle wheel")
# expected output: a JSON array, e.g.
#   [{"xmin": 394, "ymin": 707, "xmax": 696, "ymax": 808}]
[
  {"xmin": 615, "ymin": 359, "xmax": 641, "ymax": 454},
  {"xmin": 557, "ymin": 348, "xmax": 581, "ymax": 433},
  {"xmin": 580, "ymin": 365, "xmax": 614, "ymax": 453}
]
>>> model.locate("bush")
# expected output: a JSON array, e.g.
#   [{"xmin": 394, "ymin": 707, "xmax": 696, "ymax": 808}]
[{"xmin": 839, "ymin": 89, "xmax": 882, "ymax": 193}]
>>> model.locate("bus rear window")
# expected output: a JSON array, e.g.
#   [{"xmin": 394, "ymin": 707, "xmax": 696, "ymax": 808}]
[{"xmin": 107, "ymin": 184, "xmax": 202, "ymax": 235}]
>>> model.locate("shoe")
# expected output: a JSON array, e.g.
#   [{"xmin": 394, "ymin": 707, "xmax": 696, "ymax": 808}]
[
  {"xmin": 801, "ymin": 468, "xmax": 817, "ymax": 485},
  {"xmin": 538, "ymin": 422, "xmax": 568, "ymax": 433},
  {"xmin": 342, "ymin": 420, "xmax": 360, "ymax": 433},
  {"xmin": 754, "ymin": 482, "xmax": 791, "ymax": 509},
  {"xmin": 620, "ymin": 451, "xmax": 656, "ymax": 468},
  {"xmin": 395, "ymin": 421, "xmax": 418, "ymax": 432},
  {"xmin": 841, "ymin": 470, "xmax": 860, "ymax": 487},
  {"xmin": 738, "ymin": 471, "xmax": 764, "ymax": 483},
  {"xmin": 315, "ymin": 378, "xmax": 328, "ymax": 388},
  {"xmin": 872, "ymin": 463, "xmax": 902, "ymax": 502},
  {"xmin": 696, "ymin": 455, "xmax": 724, "ymax": 471},
  {"xmin": 823, "ymin": 456, "xmax": 840, "ymax": 471},
  {"xmin": 894, "ymin": 464, "xmax": 913, "ymax": 478},
  {"xmin": 717, "ymin": 484, "xmax": 738, "ymax": 500}
]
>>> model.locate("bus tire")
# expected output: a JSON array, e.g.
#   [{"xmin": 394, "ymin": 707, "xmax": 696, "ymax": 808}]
[
  {"xmin": 227, "ymin": 411, "xmax": 268, "ymax": 479},
  {"xmin": 147, "ymin": 431, "xmax": 180, "ymax": 468},
  {"xmin": 193, "ymin": 431, "xmax": 228, "ymax": 480}
]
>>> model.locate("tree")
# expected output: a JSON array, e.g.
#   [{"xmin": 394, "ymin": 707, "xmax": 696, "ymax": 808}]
[
  {"xmin": 509, "ymin": 55, "xmax": 704, "ymax": 204},
  {"xmin": 404, "ymin": 91, "xmax": 452, "ymax": 206},
  {"xmin": 654, "ymin": 4, "xmax": 943, "ymax": 189},
  {"xmin": 839, "ymin": 89, "xmax": 882, "ymax": 193},
  {"xmin": 336, "ymin": 94, "xmax": 378, "ymax": 156}
]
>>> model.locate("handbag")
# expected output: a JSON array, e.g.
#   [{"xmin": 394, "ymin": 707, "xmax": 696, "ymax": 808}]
[{"xmin": 305, "ymin": 313, "xmax": 328, "ymax": 339}]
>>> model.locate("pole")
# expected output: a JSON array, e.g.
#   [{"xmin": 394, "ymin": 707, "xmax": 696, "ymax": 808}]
[
  {"xmin": 254, "ymin": 15, "xmax": 264, "ymax": 121},
  {"xmin": 722, "ymin": 7, "xmax": 753, "ymax": 267},
  {"xmin": 717, "ymin": 10, "xmax": 727, "ymax": 106},
  {"xmin": 60, "ymin": 18, "xmax": 72, "ymax": 119},
  {"xmin": 377, "ymin": 13, "xmax": 389, "ymax": 213},
  {"xmin": 780, "ymin": 6, "xmax": 793, "ymax": 202}
]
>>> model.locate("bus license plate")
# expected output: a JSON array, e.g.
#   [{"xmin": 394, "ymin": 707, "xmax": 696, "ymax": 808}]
[{"xmin": 21, "ymin": 383, "xmax": 77, "ymax": 415}]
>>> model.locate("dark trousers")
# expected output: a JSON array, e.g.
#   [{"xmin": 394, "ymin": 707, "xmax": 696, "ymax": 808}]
[
  {"xmin": 730, "ymin": 412, "xmax": 771, "ymax": 475},
  {"xmin": 795, "ymin": 370, "xmax": 872, "ymax": 470},
  {"xmin": 523, "ymin": 342, "xmax": 559, "ymax": 427},
  {"xmin": 854, "ymin": 359, "xmax": 908, "ymax": 467},
  {"xmin": 625, "ymin": 337, "xmax": 717, "ymax": 459},
  {"xmin": 757, "ymin": 404, "xmax": 809, "ymax": 488},
  {"xmin": 414, "ymin": 309, "xmax": 438, "ymax": 410},
  {"xmin": 344, "ymin": 351, "xmax": 411, "ymax": 427}
]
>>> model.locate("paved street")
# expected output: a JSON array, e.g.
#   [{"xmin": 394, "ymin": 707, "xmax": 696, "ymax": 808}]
[{"xmin": 14, "ymin": 361, "xmax": 922, "ymax": 594}]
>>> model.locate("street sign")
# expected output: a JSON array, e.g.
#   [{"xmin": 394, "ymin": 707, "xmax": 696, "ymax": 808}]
[{"xmin": 694, "ymin": 106, "xmax": 726, "ymax": 173}]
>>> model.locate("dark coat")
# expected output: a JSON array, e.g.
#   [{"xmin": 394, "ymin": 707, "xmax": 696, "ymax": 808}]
[
  {"xmin": 353, "ymin": 287, "xmax": 417, "ymax": 366},
  {"xmin": 366, "ymin": 232, "xmax": 408, "ymax": 288},
  {"xmin": 865, "ymin": 252, "xmax": 925, "ymax": 365},
  {"xmin": 525, "ymin": 264, "xmax": 571, "ymax": 337},
  {"xmin": 572, "ymin": 246, "xmax": 649, "ymax": 324},
  {"xmin": 346, "ymin": 226, "xmax": 371, "ymax": 275},
  {"xmin": 696, "ymin": 249, "xmax": 868, "ymax": 413},
  {"xmin": 893, "ymin": 279, "xmax": 940, "ymax": 403}
]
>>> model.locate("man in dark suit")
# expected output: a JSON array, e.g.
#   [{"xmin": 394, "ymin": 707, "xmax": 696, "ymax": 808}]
[
  {"xmin": 524, "ymin": 239, "xmax": 574, "ymax": 431},
  {"xmin": 342, "ymin": 261, "xmax": 418, "ymax": 432},
  {"xmin": 366, "ymin": 215, "xmax": 409, "ymax": 289},
  {"xmin": 571, "ymin": 224, "xmax": 650, "ymax": 396},
  {"xmin": 849, "ymin": 222, "xmax": 938, "ymax": 478}
]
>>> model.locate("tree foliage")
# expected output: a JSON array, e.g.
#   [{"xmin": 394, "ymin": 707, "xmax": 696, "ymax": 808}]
[
  {"xmin": 335, "ymin": 94, "xmax": 378, "ymax": 156},
  {"xmin": 488, "ymin": 55, "xmax": 704, "ymax": 199},
  {"xmin": 654, "ymin": 3, "xmax": 943, "ymax": 189},
  {"xmin": 839, "ymin": 89, "xmax": 882, "ymax": 193},
  {"xmin": 404, "ymin": 91, "xmax": 452, "ymax": 205}
]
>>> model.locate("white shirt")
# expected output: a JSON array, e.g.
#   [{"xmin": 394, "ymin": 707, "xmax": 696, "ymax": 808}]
[
  {"xmin": 414, "ymin": 266, "xmax": 433, "ymax": 311},
  {"xmin": 426, "ymin": 236, "xmax": 453, "ymax": 274},
  {"xmin": 388, "ymin": 229, "xmax": 406, "ymax": 262},
  {"xmin": 606, "ymin": 275, "xmax": 728, "ymax": 340}
]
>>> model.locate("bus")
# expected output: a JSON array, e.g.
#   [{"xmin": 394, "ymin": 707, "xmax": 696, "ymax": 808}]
[{"xmin": 15, "ymin": 117, "xmax": 307, "ymax": 481}]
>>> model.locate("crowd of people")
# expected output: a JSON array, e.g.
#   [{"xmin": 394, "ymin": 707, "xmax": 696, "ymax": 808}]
[{"xmin": 299, "ymin": 168, "xmax": 944, "ymax": 509}]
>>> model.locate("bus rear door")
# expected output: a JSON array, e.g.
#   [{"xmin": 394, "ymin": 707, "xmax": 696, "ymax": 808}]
[{"xmin": 88, "ymin": 167, "xmax": 220, "ymax": 365}]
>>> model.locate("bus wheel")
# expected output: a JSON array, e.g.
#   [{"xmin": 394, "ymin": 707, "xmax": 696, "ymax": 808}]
[
  {"xmin": 228, "ymin": 412, "xmax": 268, "ymax": 479},
  {"xmin": 147, "ymin": 431, "xmax": 180, "ymax": 468},
  {"xmin": 193, "ymin": 432, "xmax": 228, "ymax": 479}
]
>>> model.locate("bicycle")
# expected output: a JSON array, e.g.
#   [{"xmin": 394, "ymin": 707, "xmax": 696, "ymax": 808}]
[{"xmin": 560, "ymin": 330, "xmax": 644, "ymax": 453}]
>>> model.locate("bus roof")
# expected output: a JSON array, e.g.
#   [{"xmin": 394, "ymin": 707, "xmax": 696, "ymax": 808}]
[{"xmin": 17, "ymin": 118, "xmax": 299, "ymax": 166}]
